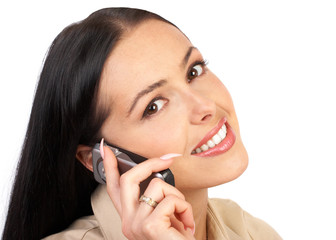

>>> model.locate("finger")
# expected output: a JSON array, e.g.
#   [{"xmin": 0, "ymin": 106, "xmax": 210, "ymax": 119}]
[
  {"xmin": 120, "ymin": 157, "xmax": 176, "ymax": 219},
  {"xmin": 137, "ymin": 178, "xmax": 185, "ymax": 218},
  {"xmin": 102, "ymin": 143, "xmax": 122, "ymax": 214},
  {"xmin": 151, "ymin": 195, "xmax": 195, "ymax": 234},
  {"xmin": 170, "ymin": 215, "xmax": 190, "ymax": 237}
]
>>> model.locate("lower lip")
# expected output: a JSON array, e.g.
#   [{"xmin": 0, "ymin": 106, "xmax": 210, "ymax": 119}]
[{"xmin": 192, "ymin": 122, "xmax": 236, "ymax": 157}]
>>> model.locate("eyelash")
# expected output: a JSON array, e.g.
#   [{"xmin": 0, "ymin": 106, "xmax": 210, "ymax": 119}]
[
  {"xmin": 142, "ymin": 96, "xmax": 168, "ymax": 120},
  {"xmin": 142, "ymin": 59, "xmax": 209, "ymax": 119},
  {"xmin": 187, "ymin": 59, "xmax": 209, "ymax": 83}
]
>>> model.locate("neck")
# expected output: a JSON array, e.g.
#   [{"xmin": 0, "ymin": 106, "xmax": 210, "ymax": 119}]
[{"xmin": 182, "ymin": 188, "xmax": 208, "ymax": 240}]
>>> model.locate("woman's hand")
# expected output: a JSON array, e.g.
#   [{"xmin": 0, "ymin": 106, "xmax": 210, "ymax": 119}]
[{"xmin": 101, "ymin": 142, "xmax": 195, "ymax": 240}]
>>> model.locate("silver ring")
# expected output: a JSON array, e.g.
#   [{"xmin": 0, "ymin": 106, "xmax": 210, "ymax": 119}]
[{"xmin": 139, "ymin": 195, "xmax": 158, "ymax": 208}]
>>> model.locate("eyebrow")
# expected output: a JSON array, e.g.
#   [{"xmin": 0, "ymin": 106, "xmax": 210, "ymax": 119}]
[
  {"xmin": 127, "ymin": 46, "xmax": 197, "ymax": 116},
  {"xmin": 127, "ymin": 79, "xmax": 167, "ymax": 116},
  {"xmin": 181, "ymin": 46, "xmax": 197, "ymax": 69}
]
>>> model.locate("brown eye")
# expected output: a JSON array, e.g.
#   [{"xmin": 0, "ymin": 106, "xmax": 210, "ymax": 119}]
[
  {"xmin": 187, "ymin": 64, "xmax": 203, "ymax": 82},
  {"xmin": 143, "ymin": 98, "xmax": 167, "ymax": 118},
  {"xmin": 147, "ymin": 102, "xmax": 159, "ymax": 115}
]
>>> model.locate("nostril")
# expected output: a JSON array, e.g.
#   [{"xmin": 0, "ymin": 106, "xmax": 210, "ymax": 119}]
[{"xmin": 201, "ymin": 114, "xmax": 212, "ymax": 122}]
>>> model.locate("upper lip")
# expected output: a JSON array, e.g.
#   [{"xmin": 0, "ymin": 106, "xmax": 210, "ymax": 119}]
[{"xmin": 192, "ymin": 117, "xmax": 227, "ymax": 151}]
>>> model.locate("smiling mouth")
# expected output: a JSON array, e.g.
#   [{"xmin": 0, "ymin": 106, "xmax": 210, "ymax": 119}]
[{"xmin": 191, "ymin": 117, "xmax": 236, "ymax": 157}]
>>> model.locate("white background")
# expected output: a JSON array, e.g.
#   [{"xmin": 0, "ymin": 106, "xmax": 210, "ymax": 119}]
[{"xmin": 1, "ymin": 0, "xmax": 335, "ymax": 239}]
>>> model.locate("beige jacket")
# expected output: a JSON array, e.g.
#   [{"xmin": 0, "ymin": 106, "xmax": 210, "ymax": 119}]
[{"xmin": 44, "ymin": 185, "xmax": 282, "ymax": 240}]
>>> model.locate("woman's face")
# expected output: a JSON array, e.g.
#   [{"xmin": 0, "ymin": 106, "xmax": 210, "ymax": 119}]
[{"xmin": 99, "ymin": 20, "xmax": 248, "ymax": 190}]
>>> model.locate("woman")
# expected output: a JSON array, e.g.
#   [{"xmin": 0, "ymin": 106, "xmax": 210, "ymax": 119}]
[{"xmin": 2, "ymin": 7, "xmax": 281, "ymax": 240}]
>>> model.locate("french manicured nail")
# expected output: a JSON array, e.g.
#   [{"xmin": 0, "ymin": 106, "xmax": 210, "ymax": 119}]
[
  {"xmin": 160, "ymin": 153, "xmax": 182, "ymax": 160},
  {"xmin": 184, "ymin": 221, "xmax": 195, "ymax": 235},
  {"xmin": 100, "ymin": 138, "xmax": 105, "ymax": 160},
  {"xmin": 186, "ymin": 228, "xmax": 194, "ymax": 235}
]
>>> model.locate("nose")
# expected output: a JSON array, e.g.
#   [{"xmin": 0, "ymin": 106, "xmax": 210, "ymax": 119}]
[{"xmin": 186, "ymin": 89, "xmax": 216, "ymax": 124}]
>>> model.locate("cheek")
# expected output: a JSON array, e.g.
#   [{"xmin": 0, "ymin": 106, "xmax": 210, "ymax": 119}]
[
  {"xmin": 210, "ymin": 77, "xmax": 234, "ymax": 109},
  {"xmin": 138, "ymin": 118, "xmax": 188, "ymax": 157},
  {"xmin": 203, "ymin": 75, "xmax": 238, "ymax": 124},
  {"xmin": 196, "ymin": 72, "xmax": 235, "ymax": 111},
  {"xmin": 108, "ymin": 115, "xmax": 188, "ymax": 159}
]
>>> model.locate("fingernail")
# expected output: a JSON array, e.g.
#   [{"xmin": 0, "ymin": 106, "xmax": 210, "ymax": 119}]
[
  {"xmin": 160, "ymin": 153, "xmax": 182, "ymax": 160},
  {"xmin": 187, "ymin": 228, "xmax": 195, "ymax": 235},
  {"xmin": 192, "ymin": 221, "xmax": 196, "ymax": 235},
  {"xmin": 185, "ymin": 225, "xmax": 195, "ymax": 235},
  {"xmin": 100, "ymin": 138, "xmax": 105, "ymax": 160}
]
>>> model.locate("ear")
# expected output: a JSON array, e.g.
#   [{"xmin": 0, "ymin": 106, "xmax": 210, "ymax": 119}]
[{"xmin": 76, "ymin": 145, "xmax": 94, "ymax": 172}]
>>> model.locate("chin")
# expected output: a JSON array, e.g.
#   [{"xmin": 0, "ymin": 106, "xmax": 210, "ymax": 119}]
[
  {"xmin": 223, "ymin": 138, "xmax": 249, "ymax": 180},
  {"xmin": 221, "ymin": 147, "xmax": 249, "ymax": 184},
  {"xmin": 176, "ymin": 143, "xmax": 249, "ymax": 191},
  {"xmin": 209, "ymin": 145, "xmax": 249, "ymax": 188}
]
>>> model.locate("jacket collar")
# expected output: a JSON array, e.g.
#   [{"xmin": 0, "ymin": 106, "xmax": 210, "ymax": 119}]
[
  {"xmin": 91, "ymin": 185, "xmax": 127, "ymax": 240},
  {"xmin": 92, "ymin": 185, "xmax": 235, "ymax": 240},
  {"xmin": 207, "ymin": 199, "xmax": 245, "ymax": 240}
]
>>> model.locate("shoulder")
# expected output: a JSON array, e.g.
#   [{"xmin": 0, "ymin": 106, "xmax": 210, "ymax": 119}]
[
  {"xmin": 208, "ymin": 198, "xmax": 282, "ymax": 240},
  {"xmin": 42, "ymin": 215, "xmax": 104, "ymax": 240}
]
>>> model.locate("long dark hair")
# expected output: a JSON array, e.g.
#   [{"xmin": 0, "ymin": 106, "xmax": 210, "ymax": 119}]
[{"xmin": 2, "ymin": 8, "xmax": 174, "ymax": 240}]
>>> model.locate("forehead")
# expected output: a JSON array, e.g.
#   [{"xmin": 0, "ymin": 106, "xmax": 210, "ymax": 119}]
[
  {"xmin": 108, "ymin": 19, "xmax": 191, "ymax": 67},
  {"xmin": 100, "ymin": 19, "xmax": 191, "ymax": 114}
]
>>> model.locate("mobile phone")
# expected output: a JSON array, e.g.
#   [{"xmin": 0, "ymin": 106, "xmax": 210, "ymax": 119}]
[{"xmin": 92, "ymin": 143, "xmax": 175, "ymax": 194}]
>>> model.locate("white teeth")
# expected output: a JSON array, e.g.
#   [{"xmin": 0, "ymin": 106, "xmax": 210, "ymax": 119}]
[
  {"xmin": 218, "ymin": 127, "xmax": 226, "ymax": 139},
  {"xmin": 200, "ymin": 144, "xmax": 209, "ymax": 151},
  {"xmin": 207, "ymin": 139, "xmax": 216, "ymax": 148},
  {"xmin": 192, "ymin": 123, "xmax": 228, "ymax": 154},
  {"xmin": 212, "ymin": 134, "xmax": 222, "ymax": 145}
]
